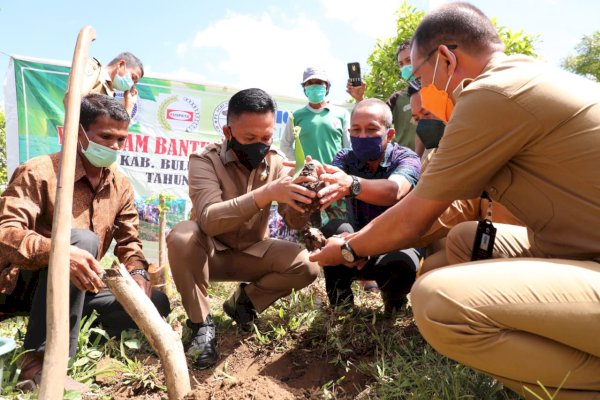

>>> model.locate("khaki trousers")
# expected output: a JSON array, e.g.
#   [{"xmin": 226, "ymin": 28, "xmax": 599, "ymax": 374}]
[
  {"xmin": 412, "ymin": 221, "xmax": 600, "ymax": 399},
  {"xmin": 167, "ymin": 221, "xmax": 319, "ymax": 324}
]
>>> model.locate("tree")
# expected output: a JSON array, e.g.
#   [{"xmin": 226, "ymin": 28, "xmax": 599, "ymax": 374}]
[
  {"xmin": 364, "ymin": 2, "xmax": 539, "ymax": 100},
  {"xmin": 0, "ymin": 110, "xmax": 7, "ymax": 187},
  {"xmin": 562, "ymin": 31, "xmax": 600, "ymax": 81}
]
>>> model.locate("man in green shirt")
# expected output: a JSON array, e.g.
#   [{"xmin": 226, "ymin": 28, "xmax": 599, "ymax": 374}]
[{"xmin": 281, "ymin": 67, "xmax": 350, "ymax": 165}]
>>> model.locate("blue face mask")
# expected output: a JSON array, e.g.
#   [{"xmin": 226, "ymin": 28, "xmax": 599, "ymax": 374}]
[
  {"xmin": 79, "ymin": 125, "xmax": 120, "ymax": 168},
  {"xmin": 400, "ymin": 65, "xmax": 413, "ymax": 81},
  {"xmin": 351, "ymin": 135, "xmax": 385, "ymax": 162},
  {"xmin": 304, "ymin": 84, "xmax": 327, "ymax": 103},
  {"xmin": 113, "ymin": 68, "xmax": 134, "ymax": 91}
]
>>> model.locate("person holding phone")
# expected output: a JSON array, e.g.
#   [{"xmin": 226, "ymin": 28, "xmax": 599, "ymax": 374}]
[{"xmin": 347, "ymin": 42, "xmax": 423, "ymax": 156}]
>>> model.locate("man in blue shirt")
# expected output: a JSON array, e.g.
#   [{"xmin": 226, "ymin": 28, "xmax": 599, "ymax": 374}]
[{"xmin": 316, "ymin": 99, "xmax": 422, "ymax": 313}]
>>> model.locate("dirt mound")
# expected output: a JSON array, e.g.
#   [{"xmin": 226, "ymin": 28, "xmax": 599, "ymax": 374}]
[{"xmin": 187, "ymin": 375, "xmax": 297, "ymax": 400}]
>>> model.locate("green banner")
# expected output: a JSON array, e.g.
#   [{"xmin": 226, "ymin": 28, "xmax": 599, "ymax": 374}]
[{"xmin": 5, "ymin": 56, "xmax": 309, "ymax": 242}]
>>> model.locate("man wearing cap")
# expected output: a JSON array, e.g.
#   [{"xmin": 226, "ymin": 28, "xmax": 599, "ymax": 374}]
[
  {"xmin": 281, "ymin": 67, "xmax": 351, "ymax": 225},
  {"xmin": 281, "ymin": 67, "xmax": 351, "ymax": 166}
]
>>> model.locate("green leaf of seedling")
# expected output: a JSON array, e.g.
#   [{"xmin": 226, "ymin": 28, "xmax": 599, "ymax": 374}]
[{"xmin": 124, "ymin": 339, "xmax": 141, "ymax": 350}]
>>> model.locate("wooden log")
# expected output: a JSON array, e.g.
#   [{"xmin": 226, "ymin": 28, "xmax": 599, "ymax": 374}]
[
  {"xmin": 104, "ymin": 264, "xmax": 191, "ymax": 399},
  {"xmin": 39, "ymin": 25, "xmax": 96, "ymax": 400}
]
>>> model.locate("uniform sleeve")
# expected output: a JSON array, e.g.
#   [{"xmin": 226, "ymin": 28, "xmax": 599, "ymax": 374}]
[
  {"xmin": 280, "ymin": 119, "xmax": 296, "ymax": 161},
  {"xmin": 414, "ymin": 88, "xmax": 541, "ymax": 201},
  {"xmin": 414, "ymin": 198, "xmax": 481, "ymax": 247},
  {"xmin": 189, "ymin": 153, "xmax": 260, "ymax": 237},
  {"xmin": 0, "ymin": 164, "xmax": 52, "ymax": 268},
  {"xmin": 113, "ymin": 181, "xmax": 147, "ymax": 271}
]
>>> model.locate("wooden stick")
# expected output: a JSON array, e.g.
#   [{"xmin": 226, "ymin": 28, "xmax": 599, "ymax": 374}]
[
  {"xmin": 104, "ymin": 265, "xmax": 191, "ymax": 399},
  {"xmin": 39, "ymin": 25, "xmax": 95, "ymax": 400}
]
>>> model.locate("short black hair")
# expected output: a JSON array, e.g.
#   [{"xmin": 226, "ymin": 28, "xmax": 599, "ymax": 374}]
[
  {"xmin": 412, "ymin": 2, "xmax": 503, "ymax": 57},
  {"xmin": 108, "ymin": 52, "xmax": 145, "ymax": 78},
  {"xmin": 80, "ymin": 93, "xmax": 130, "ymax": 130},
  {"xmin": 395, "ymin": 40, "xmax": 411, "ymax": 60},
  {"xmin": 407, "ymin": 84, "xmax": 419, "ymax": 98},
  {"xmin": 227, "ymin": 88, "xmax": 277, "ymax": 123}
]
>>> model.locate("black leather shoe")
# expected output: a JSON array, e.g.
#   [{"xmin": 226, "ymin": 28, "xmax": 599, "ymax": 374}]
[
  {"xmin": 186, "ymin": 315, "xmax": 218, "ymax": 369},
  {"xmin": 223, "ymin": 283, "xmax": 257, "ymax": 331}
]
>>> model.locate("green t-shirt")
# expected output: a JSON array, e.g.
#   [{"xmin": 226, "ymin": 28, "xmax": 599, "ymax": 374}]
[
  {"xmin": 293, "ymin": 105, "xmax": 349, "ymax": 165},
  {"xmin": 388, "ymin": 89, "xmax": 417, "ymax": 150}
]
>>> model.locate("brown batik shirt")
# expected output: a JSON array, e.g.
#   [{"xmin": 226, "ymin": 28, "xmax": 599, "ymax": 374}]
[{"xmin": 0, "ymin": 151, "xmax": 146, "ymax": 295}]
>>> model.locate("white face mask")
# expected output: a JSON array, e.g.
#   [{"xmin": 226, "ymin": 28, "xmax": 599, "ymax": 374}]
[{"xmin": 79, "ymin": 125, "xmax": 119, "ymax": 167}]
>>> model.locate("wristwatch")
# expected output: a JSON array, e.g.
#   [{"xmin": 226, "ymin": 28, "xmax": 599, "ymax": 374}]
[
  {"xmin": 340, "ymin": 241, "xmax": 359, "ymax": 263},
  {"xmin": 130, "ymin": 269, "xmax": 150, "ymax": 281},
  {"xmin": 349, "ymin": 175, "xmax": 362, "ymax": 197}
]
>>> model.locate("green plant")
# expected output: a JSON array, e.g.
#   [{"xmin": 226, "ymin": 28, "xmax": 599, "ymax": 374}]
[
  {"xmin": 363, "ymin": 1, "xmax": 539, "ymax": 102},
  {"xmin": 113, "ymin": 330, "xmax": 166, "ymax": 393},
  {"xmin": 562, "ymin": 31, "xmax": 600, "ymax": 81}
]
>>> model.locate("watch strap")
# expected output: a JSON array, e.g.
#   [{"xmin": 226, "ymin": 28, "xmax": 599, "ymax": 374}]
[{"xmin": 130, "ymin": 268, "xmax": 150, "ymax": 281}]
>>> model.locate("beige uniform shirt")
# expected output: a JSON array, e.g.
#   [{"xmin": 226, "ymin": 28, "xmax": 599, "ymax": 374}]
[
  {"xmin": 188, "ymin": 140, "xmax": 288, "ymax": 258},
  {"xmin": 415, "ymin": 54, "xmax": 600, "ymax": 261}
]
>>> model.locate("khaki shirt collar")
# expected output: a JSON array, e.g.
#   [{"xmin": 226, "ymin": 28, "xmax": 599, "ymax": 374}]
[
  {"xmin": 453, "ymin": 52, "xmax": 507, "ymax": 99},
  {"xmin": 99, "ymin": 65, "xmax": 115, "ymax": 97}
]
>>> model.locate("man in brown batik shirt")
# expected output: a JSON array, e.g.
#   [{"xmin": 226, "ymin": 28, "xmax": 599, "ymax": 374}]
[{"xmin": 0, "ymin": 93, "xmax": 169, "ymax": 391}]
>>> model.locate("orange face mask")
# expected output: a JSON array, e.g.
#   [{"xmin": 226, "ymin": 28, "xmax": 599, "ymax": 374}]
[{"xmin": 420, "ymin": 52, "xmax": 454, "ymax": 123}]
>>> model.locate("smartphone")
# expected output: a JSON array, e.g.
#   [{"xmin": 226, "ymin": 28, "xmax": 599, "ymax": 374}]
[{"xmin": 347, "ymin": 62, "xmax": 362, "ymax": 87}]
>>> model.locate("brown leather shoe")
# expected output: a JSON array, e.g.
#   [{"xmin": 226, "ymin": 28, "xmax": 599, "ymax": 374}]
[{"xmin": 16, "ymin": 352, "xmax": 89, "ymax": 394}]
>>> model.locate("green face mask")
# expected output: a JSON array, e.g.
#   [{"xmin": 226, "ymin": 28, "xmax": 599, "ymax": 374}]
[
  {"xmin": 304, "ymin": 84, "xmax": 327, "ymax": 103},
  {"xmin": 79, "ymin": 125, "xmax": 119, "ymax": 168}
]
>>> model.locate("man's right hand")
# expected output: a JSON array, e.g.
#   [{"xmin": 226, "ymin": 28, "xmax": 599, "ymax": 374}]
[
  {"xmin": 69, "ymin": 245, "xmax": 104, "ymax": 292},
  {"xmin": 253, "ymin": 173, "xmax": 316, "ymax": 212},
  {"xmin": 346, "ymin": 80, "xmax": 366, "ymax": 102}
]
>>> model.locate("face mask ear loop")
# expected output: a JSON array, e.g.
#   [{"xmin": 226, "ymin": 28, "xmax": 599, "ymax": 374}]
[
  {"xmin": 444, "ymin": 51, "xmax": 455, "ymax": 92},
  {"xmin": 432, "ymin": 51, "xmax": 441, "ymax": 87}
]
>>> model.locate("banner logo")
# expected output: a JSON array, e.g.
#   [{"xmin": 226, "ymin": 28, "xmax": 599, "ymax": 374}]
[
  {"xmin": 212, "ymin": 101, "xmax": 229, "ymax": 135},
  {"xmin": 158, "ymin": 95, "xmax": 201, "ymax": 132}
]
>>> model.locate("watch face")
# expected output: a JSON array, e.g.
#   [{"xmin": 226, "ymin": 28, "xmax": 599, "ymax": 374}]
[{"xmin": 341, "ymin": 246, "xmax": 355, "ymax": 262}]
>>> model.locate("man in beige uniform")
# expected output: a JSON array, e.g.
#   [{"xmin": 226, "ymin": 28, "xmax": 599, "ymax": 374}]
[
  {"xmin": 65, "ymin": 52, "xmax": 143, "ymax": 116},
  {"xmin": 167, "ymin": 88, "xmax": 320, "ymax": 369},
  {"xmin": 310, "ymin": 3, "xmax": 600, "ymax": 399}
]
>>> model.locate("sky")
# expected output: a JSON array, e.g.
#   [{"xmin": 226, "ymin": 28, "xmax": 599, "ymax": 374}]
[{"xmin": 0, "ymin": 0, "xmax": 598, "ymax": 108}]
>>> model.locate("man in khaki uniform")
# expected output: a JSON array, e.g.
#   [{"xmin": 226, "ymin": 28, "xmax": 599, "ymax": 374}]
[
  {"xmin": 65, "ymin": 52, "xmax": 143, "ymax": 116},
  {"xmin": 310, "ymin": 3, "xmax": 600, "ymax": 399},
  {"xmin": 167, "ymin": 88, "xmax": 320, "ymax": 369}
]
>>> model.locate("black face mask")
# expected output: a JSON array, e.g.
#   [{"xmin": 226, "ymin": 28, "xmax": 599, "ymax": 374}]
[
  {"xmin": 227, "ymin": 134, "xmax": 270, "ymax": 171},
  {"xmin": 416, "ymin": 119, "xmax": 446, "ymax": 149}
]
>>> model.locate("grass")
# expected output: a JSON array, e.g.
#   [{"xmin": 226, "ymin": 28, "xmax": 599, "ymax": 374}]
[{"xmin": 0, "ymin": 273, "xmax": 559, "ymax": 399}]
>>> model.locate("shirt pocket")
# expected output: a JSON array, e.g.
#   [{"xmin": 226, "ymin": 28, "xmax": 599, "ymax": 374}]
[{"xmin": 487, "ymin": 167, "xmax": 553, "ymax": 232}]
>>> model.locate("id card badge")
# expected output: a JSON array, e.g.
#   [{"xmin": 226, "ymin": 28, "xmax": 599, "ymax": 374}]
[
  {"xmin": 471, "ymin": 191, "xmax": 496, "ymax": 261},
  {"xmin": 471, "ymin": 219, "xmax": 496, "ymax": 261}
]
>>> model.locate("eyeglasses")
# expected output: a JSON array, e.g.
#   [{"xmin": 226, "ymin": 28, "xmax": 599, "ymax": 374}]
[{"xmin": 407, "ymin": 44, "xmax": 457, "ymax": 91}]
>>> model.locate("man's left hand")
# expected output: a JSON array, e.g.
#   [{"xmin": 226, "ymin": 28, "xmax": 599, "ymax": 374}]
[
  {"xmin": 131, "ymin": 273, "xmax": 152, "ymax": 297},
  {"xmin": 317, "ymin": 164, "xmax": 352, "ymax": 209}
]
